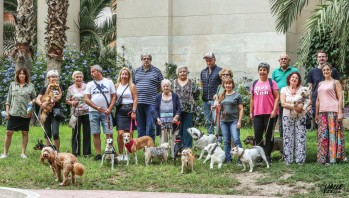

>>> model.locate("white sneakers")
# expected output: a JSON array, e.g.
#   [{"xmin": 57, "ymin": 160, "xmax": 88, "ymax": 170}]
[
  {"xmin": 0, "ymin": 154, "xmax": 7, "ymax": 159},
  {"xmin": 117, "ymin": 154, "xmax": 129, "ymax": 161},
  {"xmin": 20, "ymin": 154, "xmax": 27, "ymax": 159},
  {"xmin": 0, "ymin": 154, "xmax": 28, "ymax": 159}
]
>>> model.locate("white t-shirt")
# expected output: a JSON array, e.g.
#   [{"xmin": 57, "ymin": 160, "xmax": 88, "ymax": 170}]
[
  {"xmin": 84, "ymin": 78, "xmax": 116, "ymax": 112},
  {"xmin": 280, "ymin": 86, "xmax": 305, "ymax": 117}
]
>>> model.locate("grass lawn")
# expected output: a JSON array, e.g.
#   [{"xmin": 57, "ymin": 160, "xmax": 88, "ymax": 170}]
[{"xmin": 0, "ymin": 125, "xmax": 348, "ymax": 197}]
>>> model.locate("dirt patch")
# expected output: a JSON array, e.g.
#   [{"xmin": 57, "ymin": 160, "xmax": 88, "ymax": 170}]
[{"xmin": 235, "ymin": 172, "xmax": 314, "ymax": 197}]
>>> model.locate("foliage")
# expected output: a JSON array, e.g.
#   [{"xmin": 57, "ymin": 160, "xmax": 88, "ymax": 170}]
[{"xmin": 236, "ymin": 77, "xmax": 254, "ymax": 128}]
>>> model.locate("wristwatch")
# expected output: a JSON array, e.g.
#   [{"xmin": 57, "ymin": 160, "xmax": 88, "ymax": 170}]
[{"xmin": 132, "ymin": 110, "xmax": 136, "ymax": 113}]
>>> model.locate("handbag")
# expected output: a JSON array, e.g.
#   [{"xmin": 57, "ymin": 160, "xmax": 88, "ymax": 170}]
[
  {"xmin": 53, "ymin": 108, "xmax": 65, "ymax": 121},
  {"xmin": 115, "ymin": 84, "xmax": 129, "ymax": 111},
  {"xmin": 68, "ymin": 109, "xmax": 78, "ymax": 129}
]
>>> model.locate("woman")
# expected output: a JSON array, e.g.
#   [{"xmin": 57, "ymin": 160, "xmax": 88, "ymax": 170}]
[
  {"xmin": 114, "ymin": 67, "xmax": 138, "ymax": 161},
  {"xmin": 155, "ymin": 79, "xmax": 181, "ymax": 157},
  {"xmin": 1, "ymin": 68, "xmax": 36, "ymax": 159},
  {"xmin": 250, "ymin": 62, "xmax": 279, "ymax": 163},
  {"xmin": 218, "ymin": 78, "xmax": 243, "ymax": 163},
  {"xmin": 66, "ymin": 71, "xmax": 91, "ymax": 157},
  {"xmin": 172, "ymin": 66, "xmax": 199, "ymax": 148},
  {"xmin": 280, "ymin": 72, "xmax": 306, "ymax": 165},
  {"xmin": 36, "ymin": 70, "xmax": 62, "ymax": 150},
  {"xmin": 315, "ymin": 63, "xmax": 345, "ymax": 164}
]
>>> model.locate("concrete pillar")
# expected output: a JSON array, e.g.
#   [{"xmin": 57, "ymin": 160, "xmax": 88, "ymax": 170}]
[
  {"xmin": 0, "ymin": 1, "xmax": 3, "ymax": 55},
  {"xmin": 37, "ymin": 0, "xmax": 80, "ymax": 52}
]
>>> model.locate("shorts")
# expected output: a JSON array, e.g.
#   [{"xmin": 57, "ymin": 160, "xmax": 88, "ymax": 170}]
[{"xmin": 89, "ymin": 111, "xmax": 113, "ymax": 135}]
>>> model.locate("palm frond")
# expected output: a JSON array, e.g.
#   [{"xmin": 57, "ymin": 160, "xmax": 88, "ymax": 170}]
[
  {"xmin": 99, "ymin": 13, "xmax": 116, "ymax": 46},
  {"xmin": 4, "ymin": 0, "xmax": 17, "ymax": 12}
]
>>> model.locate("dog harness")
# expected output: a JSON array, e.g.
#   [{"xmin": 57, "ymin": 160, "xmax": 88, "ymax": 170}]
[
  {"xmin": 104, "ymin": 146, "xmax": 116, "ymax": 154},
  {"xmin": 238, "ymin": 149, "xmax": 245, "ymax": 159},
  {"xmin": 210, "ymin": 144, "xmax": 219, "ymax": 155},
  {"xmin": 194, "ymin": 131, "xmax": 204, "ymax": 141},
  {"xmin": 125, "ymin": 139, "xmax": 135, "ymax": 153}
]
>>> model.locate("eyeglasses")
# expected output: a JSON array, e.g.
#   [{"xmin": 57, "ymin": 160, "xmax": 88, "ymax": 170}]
[
  {"xmin": 222, "ymin": 74, "xmax": 230, "ymax": 76},
  {"xmin": 142, "ymin": 58, "xmax": 151, "ymax": 60},
  {"xmin": 50, "ymin": 76, "xmax": 58, "ymax": 78},
  {"xmin": 280, "ymin": 58, "xmax": 288, "ymax": 61}
]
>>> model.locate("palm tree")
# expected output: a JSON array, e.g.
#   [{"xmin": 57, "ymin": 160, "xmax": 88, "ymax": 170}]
[{"xmin": 270, "ymin": 0, "xmax": 349, "ymax": 71}]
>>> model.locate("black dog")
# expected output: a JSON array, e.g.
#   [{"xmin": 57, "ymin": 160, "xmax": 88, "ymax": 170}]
[
  {"xmin": 243, "ymin": 136, "xmax": 284, "ymax": 159},
  {"xmin": 173, "ymin": 135, "xmax": 184, "ymax": 165},
  {"xmin": 33, "ymin": 140, "xmax": 56, "ymax": 150}
]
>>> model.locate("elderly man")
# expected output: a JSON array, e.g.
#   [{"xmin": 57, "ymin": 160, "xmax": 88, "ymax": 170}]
[
  {"xmin": 133, "ymin": 53, "xmax": 163, "ymax": 141},
  {"xmin": 84, "ymin": 65, "xmax": 116, "ymax": 161},
  {"xmin": 307, "ymin": 50, "xmax": 340, "ymax": 118},
  {"xmin": 200, "ymin": 52, "xmax": 222, "ymax": 134},
  {"xmin": 272, "ymin": 53, "xmax": 298, "ymax": 137}
]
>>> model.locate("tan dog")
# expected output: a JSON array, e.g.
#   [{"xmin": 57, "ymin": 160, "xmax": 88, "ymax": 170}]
[
  {"xmin": 40, "ymin": 82, "xmax": 62, "ymax": 123},
  {"xmin": 40, "ymin": 147, "xmax": 85, "ymax": 186},
  {"xmin": 181, "ymin": 148, "xmax": 195, "ymax": 174},
  {"xmin": 123, "ymin": 132, "xmax": 154, "ymax": 165}
]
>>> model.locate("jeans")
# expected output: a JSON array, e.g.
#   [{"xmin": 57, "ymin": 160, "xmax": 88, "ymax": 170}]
[
  {"xmin": 179, "ymin": 112, "xmax": 193, "ymax": 148},
  {"xmin": 89, "ymin": 111, "xmax": 113, "ymax": 134},
  {"xmin": 220, "ymin": 120, "xmax": 242, "ymax": 161},
  {"xmin": 136, "ymin": 104, "xmax": 156, "ymax": 141},
  {"xmin": 203, "ymin": 100, "xmax": 216, "ymax": 134}
]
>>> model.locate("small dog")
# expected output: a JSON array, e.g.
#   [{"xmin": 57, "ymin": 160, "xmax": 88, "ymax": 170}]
[
  {"xmin": 230, "ymin": 146, "xmax": 269, "ymax": 172},
  {"xmin": 243, "ymin": 136, "xmax": 284, "ymax": 159},
  {"xmin": 34, "ymin": 140, "xmax": 46, "ymax": 150},
  {"xmin": 291, "ymin": 86, "xmax": 311, "ymax": 116},
  {"xmin": 123, "ymin": 132, "xmax": 155, "ymax": 165},
  {"xmin": 40, "ymin": 82, "xmax": 62, "ymax": 123},
  {"xmin": 144, "ymin": 143, "xmax": 170, "ymax": 166},
  {"xmin": 181, "ymin": 148, "xmax": 195, "ymax": 174},
  {"xmin": 173, "ymin": 135, "xmax": 184, "ymax": 165},
  {"xmin": 40, "ymin": 147, "xmax": 85, "ymax": 186},
  {"xmin": 187, "ymin": 127, "xmax": 217, "ymax": 160},
  {"xmin": 203, "ymin": 143, "xmax": 225, "ymax": 169},
  {"xmin": 101, "ymin": 138, "xmax": 117, "ymax": 170}
]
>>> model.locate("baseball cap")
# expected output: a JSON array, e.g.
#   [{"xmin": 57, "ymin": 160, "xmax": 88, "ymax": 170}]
[{"xmin": 203, "ymin": 52, "xmax": 215, "ymax": 59}]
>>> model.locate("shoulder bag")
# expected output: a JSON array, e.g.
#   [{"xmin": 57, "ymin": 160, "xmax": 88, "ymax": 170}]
[{"xmin": 93, "ymin": 80, "xmax": 116, "ymax": 126}]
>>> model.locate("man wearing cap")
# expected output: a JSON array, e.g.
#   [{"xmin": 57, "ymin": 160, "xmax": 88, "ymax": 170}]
[
  {"xmin": 272, "ymin": 53, "xmax": 298, "ymax": 137},
  {"xmin": 84, "ymin": 65, "xmax": 116, "ymax": 161},
  {"xmin": 133, "ymin": 53, "xmax": 164, "ymax": 141},
  {"xmin": 200, "ymin": 52, "xmax": 222, "ymax": 134}
]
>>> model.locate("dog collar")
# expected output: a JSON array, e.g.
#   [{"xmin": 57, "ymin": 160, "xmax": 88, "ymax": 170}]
[
  {"xmin": 194, "ymin": 132, "xmax": 204, "ymax": 141},
  {"xmin": 104, "ymin": 146, "xmax": 116, "ymax": 154},
  {"xmin": 210, "ymin": 144, "xmax": 219, "ymax": 155},
  {"xmin": 238, "ymin": 149, "xmax": 245, "ymax": 159}
]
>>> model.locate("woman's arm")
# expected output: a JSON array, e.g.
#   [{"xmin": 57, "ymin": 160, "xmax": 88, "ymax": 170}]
[
  {"xmin": 335, "ymin": 80, "xmax": 343, "ymax": 121},
  {"xmin": 130, "ymin": 84, "xmax": 138, "ymax": 119},
  {"xmin": 237, "ymin": 103, "xmax": 244, "ymax": 129},
  {"xmin": 250, "ymin": 95, "xmax": 254, "ymax": 120},
  {"xmin": 271, "ymin": 89, "xmax": 279, "ymax": 118}
]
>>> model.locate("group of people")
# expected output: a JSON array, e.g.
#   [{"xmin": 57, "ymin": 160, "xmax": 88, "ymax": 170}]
[{"xmin": 0, "ymin": 50, "xmax": 346, "ymax": 166}]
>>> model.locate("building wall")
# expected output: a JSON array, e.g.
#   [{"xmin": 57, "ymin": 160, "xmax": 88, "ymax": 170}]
[
  {"xmin": 117, "ymin": 0, "xmax": 317, "ymax": 81},
  {"xmin": 0, "ymin": 1, "xmax": 3, "ymax": 55}
]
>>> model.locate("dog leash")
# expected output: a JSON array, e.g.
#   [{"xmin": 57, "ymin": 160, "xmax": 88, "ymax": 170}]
[{"xmin": 255, "ymin": 117, "xmax": 274, "ymax": 146}]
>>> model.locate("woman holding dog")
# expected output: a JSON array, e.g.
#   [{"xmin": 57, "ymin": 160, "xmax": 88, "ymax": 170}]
[
  {"xmin": 218, "ymin": 78, "xmax": 243, "ymax": 163},
  {"xmin": 1, "ymin": 68, "xmax": 36, "ymax": 159},
  {"xmin": 280, "ymin": 72, "xmax": 306, "ymax": 165},
  {"xmin": 66, "ymin": 71, "xmax": 91, "ymax": 157},
  {"xmin": 315, "ymin": 63, "xmax": 345, "ymax": 164},
  {"xmin": 114, "ymin": 67, "xmax": 138, "ymax": 161},
  {"xmin": 172, "ymin": 66, "xmax": 199, "ymax": 148},
  {"xmin": 250, "ymin": 62, "xmax": 279, "ymax": 164},
  {"xmin": 36, "ymin": 70, "xmax": 62, "ymax": 151}
]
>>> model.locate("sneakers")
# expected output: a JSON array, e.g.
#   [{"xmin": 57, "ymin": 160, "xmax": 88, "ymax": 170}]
[
  {"xmin": 0, "ymin": 154, "xmax": 7, "ymax": 159},
  {"xmin": 20, "ymin": 154, "xmax": 27, "ymax": 159},
  {"xmin": 94, "ymin": 154, "xmax": 102, "ymax": 161}
]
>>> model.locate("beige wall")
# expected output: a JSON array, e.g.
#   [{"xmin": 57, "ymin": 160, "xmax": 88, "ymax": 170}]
[
  {"xmin": 0, "ymin": 1, "xmax": 3, "ymax": 55},
  {"xmin": 37, "ymin": 0, "xmax": 80, "ymax": 52}
]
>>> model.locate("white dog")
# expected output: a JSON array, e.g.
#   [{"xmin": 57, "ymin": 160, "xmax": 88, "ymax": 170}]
[
  {"xmin": 187, "ymin": 127, "xmax": 217, "ymax": 160},
  {"xmin": 101, "ymin": 138, "xmax": 116, "ymax": 170},
  {"xmin": 230, "ymin": 146, "xmax": 269, "ymax": 172},
  {"xmin": 203, "ymin": 143, "xmax": 225, "ymax": 169},
  {"xmin": 291, "ymin": 86, "xmax": 311, "ymax": 116}
]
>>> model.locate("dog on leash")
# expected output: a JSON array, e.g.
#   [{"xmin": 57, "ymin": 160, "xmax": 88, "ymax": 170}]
[
  {"xmin": 243, "ymin": 136, "xmax": 284, "ymax": 159},
  {"xmin": 40, "ymin": 82, "xmax": 62, "ymax": 124},
  {"xmin": 123, "ymin": 132, "xmax": 155, "ymax": 165},
  {"xmin": 181, "ymin": 148, "xmax": 195, "ymax": 174},
  {"xmin": 144, "ymin": 143, "xmax": 170, "ymax": 166},
  {"xmin": 230, "ymin": 146, "xmax": 269, "ymax": 172},
  {"xmin": 33, "ymin": 140, "xmax": 56, "ymax": 151},
  {"xmin": 173, "ymin": 135, "xmax": 184, "ymax": 165},
  {"xmin": 203, "ymin": 143, "xmax": 225, "ymax": 169},
  {"xmin": 40, "ymin": 147, "xmax": 84, "ymax": 186},
  {"xmin": 187, "ymin": 127, "xmax": 217, "ymax": 160},
  {"xmin": 101, "ymin": 138, "xmax": 117, "ymax": 170}
]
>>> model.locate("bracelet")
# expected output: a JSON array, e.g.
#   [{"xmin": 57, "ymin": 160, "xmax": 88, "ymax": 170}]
[{"xmin": 132, "ymin": 110, "xmax": 136, "ymax": 113}]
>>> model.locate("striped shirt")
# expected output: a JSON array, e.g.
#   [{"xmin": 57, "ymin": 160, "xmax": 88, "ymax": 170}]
[{"xmin": 133, "ymin": 65, "xmax": 164, "ymax": 105}]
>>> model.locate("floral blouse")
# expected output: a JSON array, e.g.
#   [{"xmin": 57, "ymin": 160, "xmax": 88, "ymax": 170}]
[
  {"xmin": 172, "ymin": 79, "xmax": 199, "ymax": 113},
  {"xmin": 66, "ymin": 83, "xmax": 89, "ymax": 116}
]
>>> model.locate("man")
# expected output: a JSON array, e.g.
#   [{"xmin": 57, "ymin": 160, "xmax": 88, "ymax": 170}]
[
  {"xmin": 200, "ymin": 52, "xmax": 222, "ymax": 134},
  {"xmin": 84, "ymin": 65, "xmax": 116, "ymax": 161},
  {"xmin": 133, "ymin": 53, "xmax": 163, "ymax": 141},
  {"xmin": 307, "ymin": 50, "xmax": 340, "ymax": 118},
  {"xmin": 272, "ymin": 53, "xmax": 298, "ymax": 137}
]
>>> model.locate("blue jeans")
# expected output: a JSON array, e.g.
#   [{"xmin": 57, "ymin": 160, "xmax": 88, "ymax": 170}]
[
  {"xmin": 179, "ymin": 112, "xmax": 193, "ymax": 148},
  {"xmin": 136, "ymin": 104, "xmax": 156, "ymax": 141},
  {"xmin": 89, "ymin": 111, "xmax": 113, "ymax": 135},
  {"xmin": 203, "ymin": 100, "xmax": 216, "ymax": 134},
  {"xmin": 220, "ymin": 120, "xmax": 242, "ymax": 161}
]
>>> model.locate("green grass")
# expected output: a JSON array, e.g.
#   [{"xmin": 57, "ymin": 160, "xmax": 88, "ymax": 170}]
[{"xmin": 0, "ymin": 125, "xmax": 348, "ymax": 197}]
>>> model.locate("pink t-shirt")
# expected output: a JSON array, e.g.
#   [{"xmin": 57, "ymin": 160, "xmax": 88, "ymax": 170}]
[
  {"xmin": 318, "ymin": 80, "xmax": 339, "ymax": 112},
  {"xmin": 251, "ymin": 80, "xmax": 279, "ymax": 116}
]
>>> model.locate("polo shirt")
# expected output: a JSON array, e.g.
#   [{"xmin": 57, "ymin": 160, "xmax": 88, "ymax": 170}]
[
  {"xmin": 272, "ymin": 65, "xmax": 299, "ymax": 90},
  {"xmin": 200, "ymin": 65, "xmax": 222, "ymax": 101}
]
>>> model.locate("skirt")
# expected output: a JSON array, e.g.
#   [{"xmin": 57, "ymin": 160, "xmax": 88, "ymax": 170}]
[
  {"xmin": 7, "ymin": 115, "xmax": 31, "ymax": 131},
  {"xmin": 115, "ymin": 104, "xmax": 132, "ymax": 131}
]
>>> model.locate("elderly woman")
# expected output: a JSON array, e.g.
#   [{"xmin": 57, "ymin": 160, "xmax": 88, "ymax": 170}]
[
  {"xmin": 172, "ymin": 66, "xmax": 199, "ymax": 148},
  {"xmin": 155, "ymin": 79, "xmax": 181, "ymax": 157},
  {"xmin": 280, "ymin": 72, "xmax": 306, "ymax": 165},
  {"xmin": 36, "ymin": 70, "xmax": 62, "ymax": 151},
  {"xmin": 114, "ymin": 67, "xmax": 138, "ymax": 161},
  {"xmin": 315, "ymin": 63, "xmax": 345, "ymax": 164},
  {"xmin": 66, "ymin": 71, "xmax": 91, "ymax": 157},
  {"xmin": 250, "ymin": 62, "xmax": 279, "ymax": 163},
  {"xmin": 1, "ymin": 68, "xmax": 36, "ymax": 159}
]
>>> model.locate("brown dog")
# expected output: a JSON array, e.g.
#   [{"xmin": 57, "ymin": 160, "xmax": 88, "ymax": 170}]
[
  {"xmin": 40, "ymin": 147, "xmax": 85, "ymax": 186},
  {"xmin": 40, "ymin": 82, "xmax": 62, "ymax": 123},
  {"xmin": 123, "ymin": 132, "xmax": 154, "ymax": 165},
  {"xmin": 181, "ymin": 148, "xmax": 195, "ymax": 174},
  {"xmin": 243, "ymin": 136, "xmax": 284, "ymax": 160}
]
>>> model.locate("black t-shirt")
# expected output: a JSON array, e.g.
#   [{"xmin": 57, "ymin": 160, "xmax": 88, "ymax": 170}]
[{"xmin": 40, "ymin": 86, "xmax": 62, "ymax": 108}]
